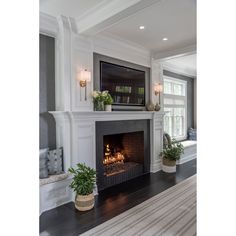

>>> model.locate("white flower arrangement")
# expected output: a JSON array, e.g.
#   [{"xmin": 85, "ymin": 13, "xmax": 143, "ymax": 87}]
[{"xmin": 92, "ymin": 90, "xmax": 109, "ymax": 102}]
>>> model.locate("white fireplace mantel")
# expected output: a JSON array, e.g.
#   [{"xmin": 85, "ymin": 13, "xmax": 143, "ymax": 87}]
[
  {"xmin": 49, "ymin": 111, "xmax": 164, "ymax": 172},
  {"xmin": 51, "ymin": 110, "xmax": 163, "ymax": 121}
]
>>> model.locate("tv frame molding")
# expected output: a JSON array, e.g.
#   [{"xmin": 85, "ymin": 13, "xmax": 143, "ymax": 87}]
[{"xmin": 93, "ymin": 53, "xmax": 151, "ymax": 111}]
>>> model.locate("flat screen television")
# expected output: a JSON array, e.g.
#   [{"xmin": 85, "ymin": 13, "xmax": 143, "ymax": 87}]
[{"xmin": 100, "ymin": 61, "xmax": 146, "ymax": 107}]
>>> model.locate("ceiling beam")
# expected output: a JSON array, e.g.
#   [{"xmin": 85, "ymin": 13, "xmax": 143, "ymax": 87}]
[
  {"xmin": 76, "ymin": 0, "xmax": 162, "ymax": 36},
  {"xmin": 152, "ymin": 44, "xmax": 197, "ymax": 61}
]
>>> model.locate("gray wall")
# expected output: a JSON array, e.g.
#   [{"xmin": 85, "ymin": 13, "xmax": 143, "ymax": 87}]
[
  {"xmin": 39, "ymin": 34, "xmax": 56, "ymax": 149},
  {"xmin": 163, "ymin": 70, "xmax": 196, "ymax": 130}
]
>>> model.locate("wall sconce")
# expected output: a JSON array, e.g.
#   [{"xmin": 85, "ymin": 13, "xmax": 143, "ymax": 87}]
[
  {"xmin": 78, "ymin": 69, "xmax": 91, "ymax": 101},
  {"xmin": 154, "ymin": 83, "xmax": 163, "ymax": 111}
]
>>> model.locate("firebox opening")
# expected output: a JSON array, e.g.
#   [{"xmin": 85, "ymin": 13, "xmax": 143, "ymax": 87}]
[{"xmin": 103, "ymin": 131, "xmax": 144, "ymax": 177}]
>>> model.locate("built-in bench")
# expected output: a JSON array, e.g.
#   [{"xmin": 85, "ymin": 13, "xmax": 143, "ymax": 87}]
[
  {"xmin": 40, "ymin": 173, "xmax": 72, "ymax": 215},
  {"xmin": 176, "ymin": 140, "xmax": 197, "ymax": 165}
]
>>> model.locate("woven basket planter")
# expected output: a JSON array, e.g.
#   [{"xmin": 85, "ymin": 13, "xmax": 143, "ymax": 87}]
[
  {"xmin": 162, "ymin": 157, "xmax": 176, "ymax": 173},
  {"xmin": 75, "ymin": 193, "xmax": 94, "ymax": 211}
]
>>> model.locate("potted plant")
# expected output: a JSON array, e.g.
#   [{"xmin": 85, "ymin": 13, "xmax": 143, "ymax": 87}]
[
  {"xmin": 104, "ymin": 92, "xmax": 113, "ymax": 112},
  {"xmin": 160, "ymin": 139, "xmax": 184, "ymax": 173},
  {"xmin": 92, "ymin": 90, "xmax": 108, "ymax": 111},
  {"xmin": 68, "ymin": 163, "xmax": 96, "ymax": 211}
]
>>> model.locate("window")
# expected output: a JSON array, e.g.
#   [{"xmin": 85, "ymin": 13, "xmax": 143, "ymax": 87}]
[{"xmin": 163, "ymin": 76, "xmax": 187, "ymax": 140}]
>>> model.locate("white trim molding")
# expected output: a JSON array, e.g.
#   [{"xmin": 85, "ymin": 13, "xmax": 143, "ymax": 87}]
[
  {"xmin": 152, "ymin": 45, "xmax": 196, "ymax": 61},
  {"xmin": 40, "ymin": 12, "xmax": 59, "ymax": 37},
  {"xmin": 162, "ymin": 63, "xmax": 196, "ymax": 78}
]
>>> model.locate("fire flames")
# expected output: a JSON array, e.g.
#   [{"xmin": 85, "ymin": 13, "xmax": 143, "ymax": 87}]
[{"xmin": 103, "ymin": 144, "xmax": 125, "ymax": 165}]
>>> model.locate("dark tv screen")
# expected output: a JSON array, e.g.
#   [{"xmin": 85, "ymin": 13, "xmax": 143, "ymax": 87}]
[{"xmin": 100, "ymin": 61, "xmax": 145, "ymax": 106}]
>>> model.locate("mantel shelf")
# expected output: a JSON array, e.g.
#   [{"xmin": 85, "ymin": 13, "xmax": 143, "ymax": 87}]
[{"xmin": 49, "ymin": 110, "xmax": 165, "ymax": 122}]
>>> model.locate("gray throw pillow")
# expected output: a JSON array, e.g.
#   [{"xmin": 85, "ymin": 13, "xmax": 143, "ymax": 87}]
[
  {"xmin": 39, "ymin": 148, "xmax": 49, "ymax": 179},
  {"xmin": 47, "ymin": 147, "xmax": 63, "ymax": 175}
]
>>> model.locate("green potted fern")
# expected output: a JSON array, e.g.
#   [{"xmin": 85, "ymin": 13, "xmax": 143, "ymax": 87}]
[
  {"xmin": 68, "ymin": 163, "xmax": 96, "ymax": 211},
  {"xmin": 160, "ymin": 139, "xmax": 184, "ymax": 173}
]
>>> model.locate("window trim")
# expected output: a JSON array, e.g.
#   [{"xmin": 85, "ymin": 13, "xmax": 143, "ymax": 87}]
[{"xmin": 163, "ymin": 76, "xmax": 187, "ymax": 141}]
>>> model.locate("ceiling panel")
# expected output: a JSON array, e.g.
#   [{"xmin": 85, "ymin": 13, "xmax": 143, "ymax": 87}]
[{"xmin": 103, "ymin": 0, "xmax": 196, "ymax": 53}]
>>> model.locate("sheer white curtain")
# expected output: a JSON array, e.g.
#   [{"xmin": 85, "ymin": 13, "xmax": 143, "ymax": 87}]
[{"xmin": 163, "ymin": 76, "xmax": 187, "ymax": 140}]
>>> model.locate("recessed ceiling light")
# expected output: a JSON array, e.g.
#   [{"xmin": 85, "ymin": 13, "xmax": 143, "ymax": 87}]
[
  {"xmin": 163, "ymin": 37, "xmax": 168, "ymax": 41},
  {"xmin": 139, "ymin": 26, "xmax": 145, "ymax": 30}
]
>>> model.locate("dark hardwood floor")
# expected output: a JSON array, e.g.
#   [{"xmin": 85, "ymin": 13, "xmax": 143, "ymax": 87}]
[{"xmin": 40, "ymin": 159, "xmax": 196, "ymax": 236}]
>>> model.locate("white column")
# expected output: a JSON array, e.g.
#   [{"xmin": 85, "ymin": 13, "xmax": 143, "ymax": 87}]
[
  {"xmin": 56, "ymin": 16, "xmax": 72, "ymax": 111},
  {"xmin": 150, "ymin": 113, "xmax": 164, "ymax": 172}
]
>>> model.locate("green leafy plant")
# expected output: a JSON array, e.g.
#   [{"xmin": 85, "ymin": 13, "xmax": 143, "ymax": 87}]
[
  {"xmin": 104, "ymin": 93, "xmax": 113, "ymax": 105},
  {"xmin": 68, "ymin": 163, "xmax": 96, "ymax": 195},
  {"xmin": 160, "ymin": 139, "xmax": 184, "ymax": 161}
]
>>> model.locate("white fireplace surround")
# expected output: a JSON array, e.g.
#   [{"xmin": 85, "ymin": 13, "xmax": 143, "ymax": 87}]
[{"xmin": 50, "ymin": 111, "xmax": 164, "ymax": 173}]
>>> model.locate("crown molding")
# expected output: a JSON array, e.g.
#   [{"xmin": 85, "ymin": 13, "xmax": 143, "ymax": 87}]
[{"xmin": 40, "ymin": 12, "xmax": 59, "ymax": 37}]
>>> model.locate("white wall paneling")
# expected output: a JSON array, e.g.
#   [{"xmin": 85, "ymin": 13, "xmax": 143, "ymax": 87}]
[
  {"xmin": 71, "ymin": 34, "xmax": 94, "ymax": 111},
  {"xmin": 150, "ymin": 60, "xmax": 164, "ymax": 112},
  {"xmin": 92, "ymin": 34, "xmax": 151, "ymax": 67}
]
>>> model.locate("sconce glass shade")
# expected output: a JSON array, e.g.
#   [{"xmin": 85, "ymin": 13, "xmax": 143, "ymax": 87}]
[
  {"xmin": 79, "ymin": 69, "xmax": 91, "ymax": 82},
  {"xmin": 154, "ymin": 83, "xmax": 163, "ymax": 93}
]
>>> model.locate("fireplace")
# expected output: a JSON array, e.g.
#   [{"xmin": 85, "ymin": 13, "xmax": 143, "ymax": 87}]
[{"xmin": 96, "ymin": 120, "xmax": 150, "ymax": 191}]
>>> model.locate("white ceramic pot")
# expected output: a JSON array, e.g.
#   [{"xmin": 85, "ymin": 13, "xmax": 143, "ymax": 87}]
[{"xmin": 105, "ymin": 104, "xmax": 112, "ymax": 112}]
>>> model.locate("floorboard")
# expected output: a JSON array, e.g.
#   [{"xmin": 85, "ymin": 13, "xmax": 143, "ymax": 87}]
[{"xmin": 40, "ymin": 159, "xmax": 196, "ymax": 236}]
